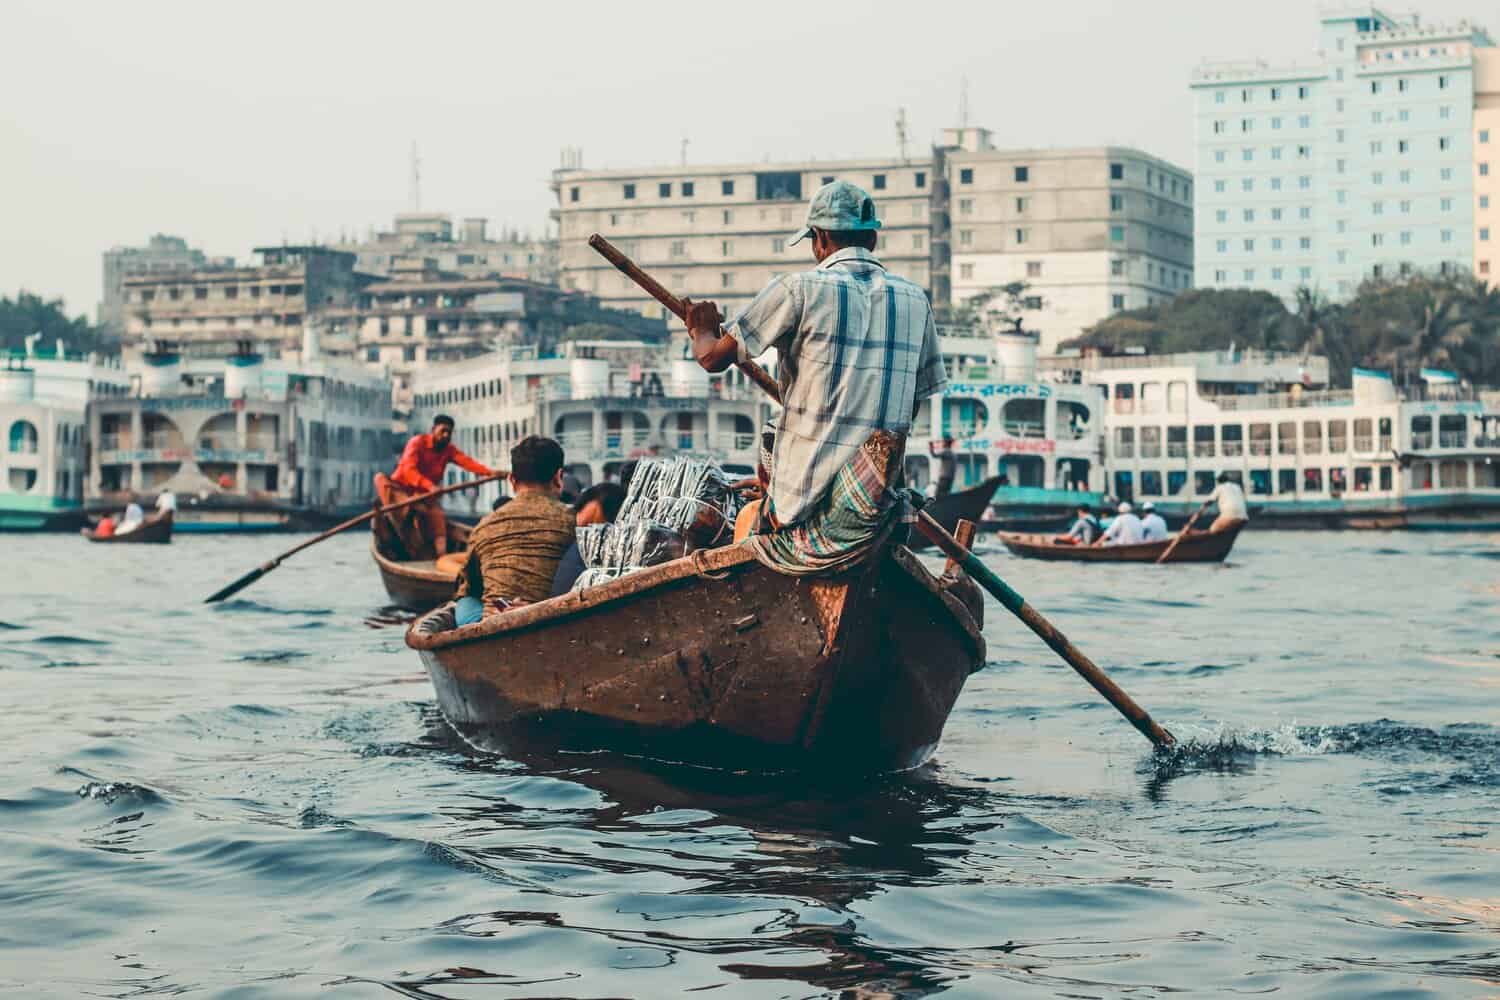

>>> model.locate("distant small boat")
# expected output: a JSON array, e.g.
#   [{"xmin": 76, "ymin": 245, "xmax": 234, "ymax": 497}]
[
  {"xmin": 82, "ymin": 510, "xmax": 173, "ymax": 544},
  {"xmin": 997, "ymin": 522, "xmax": 1243, "ymax": 563},
  {"xmin": 909, "ymin": 476, "xmax": 1002, "ymax": 551},
  {"xmin": 370, "ymin": 517, "xmax": 471, "ymax": 610}
]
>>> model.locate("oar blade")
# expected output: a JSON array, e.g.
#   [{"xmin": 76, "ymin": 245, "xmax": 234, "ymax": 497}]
[{"xmin": 204, "ymin": 566, "xmax": 267, "ymax": 604}]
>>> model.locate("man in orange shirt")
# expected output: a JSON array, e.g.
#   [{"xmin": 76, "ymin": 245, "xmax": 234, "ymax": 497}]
[{"xmin": 375, "ymin": 414, "xmax": 496, "ymax": 557}]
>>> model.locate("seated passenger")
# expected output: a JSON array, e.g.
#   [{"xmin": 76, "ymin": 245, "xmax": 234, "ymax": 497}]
[
  {"xmin": 1097, "ymin": 502, "xmax": 1145, "ymax": 546},
  {"xmin": 93, "ymin": 515, "xmax": 116, "ymax": 539},
  {"xmin": 1139, "ymin": 501, "xmax": 1169, "ymax": 542},
  {"xmin": 452, "ymin": 436, "xmax": 575, "ymax": 627},
  {"xmin": 1055, "ymin": 503, "xmax": 1100, "ymax": 545},
  {"xmin": 116, "ymin": 502, "xmax": 145, "ymax": 535},
  {"xmin": 550, "ymin": 481, "xmax": 629, "ymax": 596}
]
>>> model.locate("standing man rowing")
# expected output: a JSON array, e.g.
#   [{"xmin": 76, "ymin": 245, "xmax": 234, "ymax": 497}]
[
  {"xmin": 375, "ymin": 414, "xmax": 497, "ymax": 558},
  {"xmin": 682, "ymin": 180, "xmax": 946, "ymax": 573}
]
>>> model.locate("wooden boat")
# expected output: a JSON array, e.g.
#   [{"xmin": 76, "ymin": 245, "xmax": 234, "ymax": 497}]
[
  {"xmin": 371, "ymin": 517, "xmax": 472, "ymax": 610},
  {"xmin": 406, "ymin": 534, "xmax": 986, "ymax": 773},
  {"xmin": 997, "ymin": 521, "xmax": 1244, "ymax": 563},
  {"xmin": 82, "ymin": 510, "xmax": 173, "ymax": 544},
  {"xmin": 908, "ymin": 476, "xmax": 1002, "ymax": 551}
]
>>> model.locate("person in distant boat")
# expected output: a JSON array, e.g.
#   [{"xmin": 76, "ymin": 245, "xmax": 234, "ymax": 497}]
[
  {"xmin": 682, "ymin": 180, "xmax": 946, "ymax": 575},
  {"xmin": 116, "ymin": 501, "xmax": 145, "ymax": 535},
  {"xmin": 377, "ymin": 414, "xmax": 496, "ymax": 558},
  {"xmin": 550, "ymin": 480, "xmax": 630, "ymax": 597},
  {"xmin": 92, "ymin": 514, "xmax": 116, "ymax": 539},
  {"xmin": 155, "ymin": 490, "xmax": 177, "ymax": 515},
  {"xmin": 1056, "ymin": 503, "xmax": 1101, "ymax": 545},
  {"xmin": 1140, "ymin": 501, "xmax": 1169, "ymax": 542},
  {"xmin": 931, "ymin": 437, "xmax": 957, "ymax": 498},
  {"xmin": 453, "ymin": 436, "xmax": 575, "ymax": 627},
  {"xmin": 1208, "ymin": 472, "xmax": 1249, "ymax": 532},
  {"xmin": 1097, "ymin": 501, "xmax": 1145, "ymax": 546}
]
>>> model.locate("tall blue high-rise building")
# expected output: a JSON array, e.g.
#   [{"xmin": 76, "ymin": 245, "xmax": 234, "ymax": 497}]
[{"xmin": 1192, "ymin": 7, "xmax": 1494, "ymax": 300}]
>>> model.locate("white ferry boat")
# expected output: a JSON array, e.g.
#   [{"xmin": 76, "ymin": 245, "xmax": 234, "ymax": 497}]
[
  {"xmin": 0, "ymin": 343, "xmax": 129, "ymax": 531},
  {"xmin": 1047, "ymin": 349, "xmax": 1500, "ymax": 530},
  {"xmin": 407, "ymin": 340, "xmax": 772, "ymax": 514},
  {"xmin": 85, "ymin": 343, "xmax": 397, "ymax": 532}
]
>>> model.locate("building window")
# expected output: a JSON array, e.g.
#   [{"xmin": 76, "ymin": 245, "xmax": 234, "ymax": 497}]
[
  {"xmin": 1271, "ymin": 208, "xmax": 1283, "ymax": 221},
  {"xmin": 623, "ymin": 183, "xmax": 636, "ymax": 199},
  {"xmin": 1440, "ymin": 197, "xmax": 1451, "ymax": 211},
  {"xmin": 1372, "ymin": 201, "xmax": 1384, "ymax": 215},
  {"xmin": 1242, "ymin": 119, "xmax": 1253, "ymax": 133},
  {"xmin": 1398, "ymin": 140, "xmax": 1408, "ymax": 154},
  {"xmin": 1370, "ymin": 141, "xmax": 1382, "ymax": 155},
  {"xmin": 958, "ymin": 198, "xmax": 974, "ymax": 214},
  {"xmin": 1442, "ymin": 167, "xmax": 1454, "ymax": 180},
  {"xmin": 959, "ymin": 168, "xmax": 973, "ymax": 184},
  {"xmin": 1482, "ymin": 163, "xmax": 1492, "ymax": 177},
  {"xmin": 1112, "ymin": 294, "xmax": 1125, "ymax": 310},
  {"xmin": 1298, "ymin": 85, "xmax": 1309, "ymax": 99},
  {"xmin": 1014, "ymin": 166, "xmax": 1030, "ymax": 182},
  {"xmin": 1110, "ymin": 225, "xmax": 1125, "ymax": 243},
  {"xmin": 1216, "ymin": 239, "xmax": 1228, "ymax": 253},
  {"xmin": 1271, "ymin": 178, "xmax": 1283, "ymax": 190},
  {"xmin": 722, "ymin": 209, "xmax": 733, "ymax": 224},
  {"xmin": 821, "ymin": 175, "xmax": 834, "ymax": 185},
  {"xmin": 721, "ymin": 272, "xmax": 734, "ymax": 289},
  {"xmin": 1214, "ymin": 269, "xmax": 1227, "ymax": 282},
  {"xmin": 1026, "ymin": 260, "xmax": 1042, "ymax": 277},
  {"xmin": 1215, "ymin": 150, "xmax": 1226, "ymax": 163},
  {"xmin": 1109, "ymin": 162, "xmax": 1124, "ymax": 180},
  {"xmin": 1442, "ymin": 230, "xmax": 1453, "ymax": 243},
  {"xmin": 872, "ymin": 174, "xmax": 886, "ymax": 190},
  {"xmin": 1244, "ymin": 239, "xmax": 1255, "ymax": 252},
  {"xmin": 670, "ymin": 240, "xmax": 686, "ymax": 257},
  {"xmin": 1216, "ymin": 90, "xmax": 1226, "ymax": 104},
  {"xmin": 1243, "ymin": 148, "xmax": 1254, "ymax": 162},
  {"xmin": 681, "ymin": 181, "xmax": 695, "ymax": 196},
  {"xmin": 915, "ymin": 171, "xmax": 927, "ymax": 187},
  {"xmin": 1300, "ymin": 237, "xmax": 1312, "ymax": 250},
  {"xmin": 569, "ymin": 186, "xmax": 579, "ymax": 202},
  {"xmin": 912, "ymin": 234, "xmax": 924, "ymax": 250},
  {"xmin": 959, "ymin": 263, "xmax": 974, "ymax": 279},
  {"xmin": 1439, "ymin": 74, "xmax": 1449, "ymax": 89},
  {"xmin": 721, "ymin": 239, "xmax": 734, "ymax": 256},
  {"xmin": 1482, "ymin": 130, "xmax": 1492, "ymax": 144},
  {"xmin": 721, "ymin": 180, "xmax": 735, "ymax": 196},
  {"xmin": 1370, "ymin": 81, "xmax": 1381, "ymax": 95},
  {"xmin": 959, "ymin": 230, "xmax": 973, "ymax": 246},
  {"xmin": 1271, "ymin": 86, "xmax": 1282, "ymax": 101},
  {"xmin": 1272, "ymin": 237, "xmax": 1283, "ymax": 249},
  {"xmin": 1215, "ymin": 209, "xmax": 1228, "ymax": 222},
  {"xmin": 1110, "ymin": 194, "xmax": 1124, "ymax": 211},
  {"xmin": 1014, "ymin": 228, "xmax": 1028, "ymax": 244},
  {"xmin": 1483, "ymin": 228, "xmax": 1492, "ymax": 242},
  {"xmin": 1298, "ymin": 115, "xmax": 1311, "ymax": 128},
  {"xmin": 1243, "ymin": 178, "xmax": 1254, "ymax": 192},
  {"xmin": 772, "ymin": 237, "xmax": 785, "ymax": 253},
  {"xmin": 1111, "ymin": 259, "xmax": 1125, "ymax": 277},
  {"xmin": 1400, "ymin": 169, "xmax": 1411, "ymax": 183},
  {"xmin": 1398, "ymin": 78, "xmax": 1409, "ymax": 92},
  {"xmin": 1438, "ymin": 137, "xmax": 1451, "ymax": 151}
]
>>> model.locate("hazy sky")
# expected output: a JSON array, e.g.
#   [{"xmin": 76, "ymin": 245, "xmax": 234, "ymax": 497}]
[{"xmin": 3, "ymin": 0, "xmax": 1488, "ymax": 317}]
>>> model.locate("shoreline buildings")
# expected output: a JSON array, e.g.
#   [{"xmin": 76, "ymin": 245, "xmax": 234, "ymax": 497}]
[
  {"xmin": 551, "ymin": 128, "xmax": 1194, "ymax": 353},
  {"xmin": 99, "ymin": 235, "xmax": 233, "ymax": 340},
  {"xmin": 1192, "ymin": 6, "xmax": 1496, "ymax": 300}
]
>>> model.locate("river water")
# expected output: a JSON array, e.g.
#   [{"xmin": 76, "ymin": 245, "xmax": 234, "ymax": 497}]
[{"xmin": 1, "ymin": 530, "xmax": 1497, "ymax": 997}]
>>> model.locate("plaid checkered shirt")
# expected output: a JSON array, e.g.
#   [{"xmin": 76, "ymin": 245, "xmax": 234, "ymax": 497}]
[{"xmin": 727, "ymin": 247, "xmax": 946, "ymax": 526}]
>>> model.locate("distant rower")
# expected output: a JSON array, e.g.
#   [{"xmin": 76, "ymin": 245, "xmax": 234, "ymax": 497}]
[
  {"xmin": 1208, "ymin": 472, "xmax": 1250, "ymax": 532},
  {"xmin": 375, "ymin": 414, "xmax": 497, "ymax": 558}
]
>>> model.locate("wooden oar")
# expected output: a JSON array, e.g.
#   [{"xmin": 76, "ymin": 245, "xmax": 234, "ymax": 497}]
[
  {"xmin": 1155, "ymin": 499, "xmax": 1212, "ymax": 565},
  {"xmin": 203, "ymin": 473, "xmax": 504, "ymax": 603},
  {"xmin": 587, "ymin": 234, "xmax": 1175, "ymax": 749}
]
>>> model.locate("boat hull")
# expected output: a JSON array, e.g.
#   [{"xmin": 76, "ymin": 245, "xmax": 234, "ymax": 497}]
[
  {"xmin": 407, "ymin": 542, "xmax": 985, "ymax": 772},
  {"xmin": 908, "ymin": 477, "xmax": 1002, "ymax": 551},
  {"xmin": 84, "ymin": 511, "xmax": 173, "ymax": 544},
  {"xmin": 998, "ymin": 522, "xmax": 1242, "ymax": 563},
  {"xmin": 371, "ymin": 519, "xmax": 472, "ymax": 611}
]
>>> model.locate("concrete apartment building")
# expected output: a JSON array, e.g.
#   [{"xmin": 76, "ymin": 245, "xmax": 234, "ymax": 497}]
[
  {"xmin": 552, "ymin": 132, "xmax": 1194, "ymax": 352},
  {"xmin": 551, "ymin": 156, "xmax": 933, "ymax": 322},
  {"xmin": 119, "ymin": 246, "xmax": 363, "ymax": 362},
  {"xmin": 99, "ymin": 235, "xmax": 233, "ymax": 340},
  {"xmin": 1192, "ymin": 6, "xmax": 1495, "ymax": 301},
  {"xmin": 1476, "ymin": 47, "xmax": 1499, "ymax": 279},
  {"xmin": 330, "ymin": 212, "xmax": 557, "ymax": 285},
  {"xmin": 941, "ymin": 128, "xmax": 1195, "ymax": 352}
]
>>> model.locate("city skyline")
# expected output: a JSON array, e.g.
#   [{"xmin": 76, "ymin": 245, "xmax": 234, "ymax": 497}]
[{"xmin": 2, "ymin": 0, "xmax": 1490, "ymax": 316}]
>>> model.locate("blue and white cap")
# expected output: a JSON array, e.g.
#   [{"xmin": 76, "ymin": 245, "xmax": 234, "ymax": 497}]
[{"xmin": 789, "ymin": 180, "xmax": 883, "ymax": 245}]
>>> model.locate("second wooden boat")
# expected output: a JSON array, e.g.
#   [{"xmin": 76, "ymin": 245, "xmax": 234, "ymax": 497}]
[
  {"xmin": 82, "ymin": 510, "xmax": 173, "ymax": 544},
  {"xmin": 997, "ymin": 522, "xmax": 1243, "ymax": 563},
  {"xmin": 371, "ymin": 518, "xmax": 471, "ymax": 610},
  {"xmin": 908, "ymin": 476, "xmax": 1001, "ymax": 551},
  {"xmin": 406, "ymin": 533, "xmax": 986, "ymax": 773}
]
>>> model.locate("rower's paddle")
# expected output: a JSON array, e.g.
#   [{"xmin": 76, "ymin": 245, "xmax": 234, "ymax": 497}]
[
  {"xmin": 1155, "ymin": 499, "xmax": 1212, "ymax": 565},
  {"xmin": 203, "ymin": 473, "xmax": 504, "ymax": 603},
  {"xmin": 589, "ymin": 233, "xmax": 1176, "ymax": 749}
]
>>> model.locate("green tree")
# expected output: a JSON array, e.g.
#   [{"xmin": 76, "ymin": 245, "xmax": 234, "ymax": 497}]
[{"xmin": 0, "ymin": 292, "xmax": 102, "ymax": 356}]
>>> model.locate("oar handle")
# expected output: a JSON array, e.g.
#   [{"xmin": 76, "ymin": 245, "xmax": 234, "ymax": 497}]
[
  {"xmin": 589, "ymin": 233, "xmax": 783, "ymax": 404},
  {"xmin": 1154, "ymin": 499, "xmax": 1212, "ymax": 565}
]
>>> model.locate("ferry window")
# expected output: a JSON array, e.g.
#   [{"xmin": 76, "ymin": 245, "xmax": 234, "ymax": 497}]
[
  {"xmin": 1167, "ymin": 381, "xmax": 1188, "ymax": 413},
  {"xmin": 1193, "ymin": 425, "xmax": 1215, "ymax": 457},
  {"xmin": 1327, "ymin": 419, "xmax": 1347, "ymax": 453},
  {"xmin": 1411, "ymin": 461, "xmax": 1432, "ymax": 490},
  {"xmin": 1378, "ymin": 418, "xmax": 1392, "ymax": 450},
  {"xmin": 1113, "ymin": 383, "xmax": 1134, "ymax": 414},
  {"xmin": 1438, "ymin": 414, "xmax": 1467, "ymax": 448},
  {"xmin": 1473, "ymin": 461, "xmax": 1496, "ymax": 488},
  {"xmin": 1304, "ymin": 468, "xmax": 1323, "ymax": 492},
  {"xmin": 1249, "ymin": 423, "xmax": 1271, "ymax": 456},
  {"xmin": 1167, "ymin": 470, "xmax": 1187, "ymax": 495},
  {"xmin": 1140, "ymin": 427, "xmax": 1162, "ymax": 458},
  {"xmin": 1113, "ymin": 471, "xmax": 1133, "ymax": 500},
  {"xmin": 1277, "ymin": 421, "xmax": 1297, "ymax": 454},
  {"xmin": 1221, "ymin": 424, "xmax": 1243, "ymax": 456},
  {"xmin": 1303, "ymin": 420, "xmax": 1323, "ymax": 454},
  {"xmin": 1140, "ymin": 381, "xmax": 1163, "ymax": 414},
  {"xmin": 1329, "ymin": 468, "xmax": 1347, "ymax": 494},
  {"xmin": 1278, "ymin": 469, "xmax": 1297, "ymax": 494},
  {"xmin": 1439, "ymin": 460, "xmax": 1467, "ymax": 488},
  {"xmin": 1353, "ymin": 418, "xmax": 1373, "ymax": 451},
  {"xmin": 1354, "ymin": 466, "xmax": 1373, "ymax": 491},
  {"xmin": 1141, "ymin": 470, "xmax": 1163, "ymax": 495},
  {"xmin": 1114, "ymin": 427, "xmax": 1134, "ymax": 458},
  {"xmin": 1249, "ymin": 469, "xmax": 1272, "ymax": 495},
  {"xmin": 1410, "ymin": 415, "xmax": 1432, "ymax": 447},
  {"xmin": 8, "ymin": 468, "xmax": 37, "ymax": 493},
  {"xmin": 1167, "ymin": 426, "xmax": 1187, "ymax": 457},
  {"xmin": 1194, "ymin": 470, "xmax": 1216, "ymax": 495}
]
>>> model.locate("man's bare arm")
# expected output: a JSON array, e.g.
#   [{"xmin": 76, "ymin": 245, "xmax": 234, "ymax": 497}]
[{"xmin": 684, "ymin": 299, "xmax": 738, "ymax": 373}]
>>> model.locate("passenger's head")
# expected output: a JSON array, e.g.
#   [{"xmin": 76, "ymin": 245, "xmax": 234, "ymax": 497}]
[
  {"xmin": 1217, "ymin": 472, "xmax": 1231, "ymax": 484},
  {"xmin": 1076, "ymin": 503, "xmax": 1091, "ymax": 515},
  {"xmin": 790, "ymin": 181, "xmax": 882, "ymax": 263},
  {"xmin": 431, "ymin": 414, "xmax": 455, "ymax": 448},
  {"xmin": 509, "ymin": 435, "xmax": 565, "ymax": 494},
  {"xmin": 1141, "ymin": 501, "xmax": 1155, "ymax": 513},
  {"xmin": 574, "ymin": 482, "xmax": 626, "ymax": 526},
  {"xmin": 1117, "ymin": 501, "xmax": 1133, "ymax": 515}
]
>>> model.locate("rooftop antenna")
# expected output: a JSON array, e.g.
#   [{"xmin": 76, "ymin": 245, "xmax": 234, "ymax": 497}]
[
  {"xmin": 680, "ymin": 137, "xmax": 689, "ymax": 166},
  {"xmin": 959, "ymin": 76, "xmax": 970, "ymax": 128},
  {"xmin": 896, "ymin": 107, "xmax": 910, "ymax": 163},
  {"xmin": 409, "ymin": 141, "xmax": 421, "ymax": 212}
]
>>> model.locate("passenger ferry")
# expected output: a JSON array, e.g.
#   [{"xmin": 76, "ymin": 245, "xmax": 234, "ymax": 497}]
[
  {"xmin": 85, "ymin": 341, "xmax": 397, "ymax": 531},
  {"xmin": 407, "ymin": 340, "xmax": 773, "ymax": 514},
  {"xmin": 1047, "ymin": 348, "xmax": 1500, "ymax": 530},
  {"xmin": 0, "ymin": 342, "xmax": 129, "ymax": 531}
]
